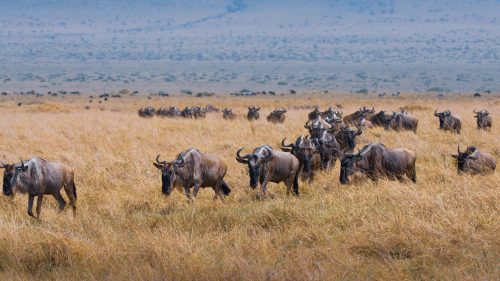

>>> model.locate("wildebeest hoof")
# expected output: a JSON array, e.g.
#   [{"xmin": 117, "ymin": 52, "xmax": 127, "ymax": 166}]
[{"xmin": 28, "ymin": 211, "xmax": 34, "ymax": 217}]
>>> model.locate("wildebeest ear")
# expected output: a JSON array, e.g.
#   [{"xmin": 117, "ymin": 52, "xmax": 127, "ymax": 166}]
[
  {"xmin": 451, "ymin": 154, "xmax": 458, "ymax": 158},
  {"xmin": 153, "ymin": 162, "xmax": 164, "ymax": 169}
]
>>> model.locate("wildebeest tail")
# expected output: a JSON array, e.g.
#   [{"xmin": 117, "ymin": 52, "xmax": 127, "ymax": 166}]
[
  {"xmin": 221, "ymin": 180, "xmax": 231, "ymax": 195},
  {"xmin": 293, "ymin": 172, "xmax": 299, "ymax": 195}
]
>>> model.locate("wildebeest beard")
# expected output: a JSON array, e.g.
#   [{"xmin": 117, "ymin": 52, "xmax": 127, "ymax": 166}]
[
  {"xmin": 248, "ymin": 161, "xmax": 260, "ymax": 189},
  {"xmin": 3, "ymin": 173, "xmax": 13, "ymax": 196}
]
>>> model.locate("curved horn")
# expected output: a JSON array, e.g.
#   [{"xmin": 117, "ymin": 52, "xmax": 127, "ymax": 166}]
[
  {"xmin": 174, "ymin": 156, "xmax": 185, "ymax": 167},
  {"xmin": 434, "ymin": 109, "xmax": 437, "ymax": 114},
  {"xmin": 473, "ymin": 109, "xmax": 477, "ymax": 114},
  {"xmin": 155, "ymin": 155, "xmax": 167, "ymax": 165},
  {"xmin": 236, "ymin": 147, "xmax": 250, "ymax": 159},
  {"xmin": 457, "ymin": 145, "xmax": 461, "ymax": 154},
  {"xmin": 305, "ymin": 135, "xmax": 310, "ymax": 140},
  {"xmin": 295, "ymin": 135, "xmax": 303, "ymax": 146},
  {"xmin": 263, "ymin": 147, "xmax": 273, "ymax": 162},
  {"xmin": 304, "ymin": 119, "xmax": 313, "ymax": 128},
  {"xmin": 281, "ymin": 138, "xmax": 293, "ymax": 148}
]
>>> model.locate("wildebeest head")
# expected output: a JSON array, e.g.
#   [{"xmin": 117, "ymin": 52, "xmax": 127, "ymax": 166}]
[
  {"xmin": 247, "ymin": 106, "xmax": 260, "ymax": 119},
  {"xmin": 236, "ymin": 147, "xmax": 272, "ymax": 188},
  {"xmin": 153, "ymin": 155, "xmax": 184, "ymax": 195},
  {"xmin": 360, "ymin": 106, "xmax": 375, "ymax": 116},
  {"xmin": 434, "ymin": 109, "xmax": 451, "ymax": 128},
  {"xmin": 337, "ymin": 126, "xmax": 362, "ymax": 151},
  {"xmin": 1, "ymin": 159, "xmax": 28, "ymax": 196},
  {"xmin": 282, "ymin": 136, "xmax": 317, "ymax": 173},
  {"xmin": 340, "ymin": 151, "xmax": 362, "ymax": 184},
  {"xmin": 451, "ymin": 146, "xmax": 477, "ymax": 173},
  {"xmin": 474, "ymin": 109, "xmax": 489, "ymax": 125}
]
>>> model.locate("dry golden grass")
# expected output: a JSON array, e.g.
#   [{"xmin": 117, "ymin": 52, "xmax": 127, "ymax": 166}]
[{"xmin": 0, "ymin": 93, "xmax": 499, "ymax": 280}]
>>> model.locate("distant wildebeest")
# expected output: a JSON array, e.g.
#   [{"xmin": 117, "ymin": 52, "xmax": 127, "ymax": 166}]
[
  {"xmin": 312, "ymin": 131, "xmax": 341, "ymax": 169},
  {"xmin": 247, "ymin": 106, "xmax": 260, "ymax": 120},
  {"xmin": 434, "ymin": 109, "xmax": 461, "ymax": 133},
  {"xmin": 474, "ymin": 109, "xmax": 492, "ymax": 131},
  {"xmin": 192, "ymin": 106, "xmax": 206, "ymax": 119},
  {"xmin": 267, "ymin": 108, "xmax": 287, "ymax": 123},
  {"xmin": 343, "ymin": 106, "xmax": 375, "ymax": 125},
  {"xmin": 205, "ymin": 104, "xmax": 219, "ymax": 113},
  {"xmin": 157, "ymin": 107, "xmax": 181, "ymax": 117},
  {"xmin": 236, "ymin": 146, "xmax": 300, "ymax": 197},
  {"xmin": 282, "ymin": 136, "xmax": 321, "ymax": 181},
  {"xmin": 451, "ymin": 146, "xmax": 496, "ymax": 174},
  {"xmin": 222, "ymin": 108, "xmax": 235, "ymax": 120},
  {"xmin": 333, "ymin": 126, "xmax": 362, "ymax": 153},
  {"xmin": 340, "ymin": 143, "xmax": 417, "ymax": 184},
  {"xmin": 386, "ymin": 112, "xmax": 418, "ymax": 132},
  {"xmin": 181, "ymin": 107, "xmax": 194, "ymax": 118},
  {"xmin": 1, "ymin": 158, "xmax": 77, "ymax": 219},
  {"xmin": 153, "ymin": 149, "xmax": 231, "ymax": 201},
  {"xmin": 138, "ymin": 106, "xmax": 155, "ymax": 117}
]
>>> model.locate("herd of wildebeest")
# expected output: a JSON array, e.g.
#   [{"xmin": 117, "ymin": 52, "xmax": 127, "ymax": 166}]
[{"xmin": 1, "ymin": 105, "xmax": 495, "ymax": 219}]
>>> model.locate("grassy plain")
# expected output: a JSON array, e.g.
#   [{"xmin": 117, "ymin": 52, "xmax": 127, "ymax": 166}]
[{"xmin": 0, "ymin": 93, "xmax": 498, "ymax": 280}]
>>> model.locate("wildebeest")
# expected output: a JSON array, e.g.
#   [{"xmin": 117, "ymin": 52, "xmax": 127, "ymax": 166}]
[
  {"xmin": 222, "ymin": 108, "xmax": 235, "ymax": 120},
  {"xmin": 267, "ymin": 108, "xmax": 287, "ymax": 123},
  {"xmin": 205, "ymin": 104, "xmax": 220, "ymax": 113},
  {"xmin": 304, "ymin": 117, "xmax": 330, "ymax": 138},
  {"xmin": 192, "ymin": 106, "xmax": 206, "ymax": 119},
  {"xmin": 386, "ymin": 112, "xmax": 418, "ymax": 132},
  {"xmin": 451, "ymin": 146, "xmax": 496, "ymax": 174},
  {"xmin": 281, "ymin": 136, "xmax": 321, "ymax": 180},
  {"xmin": 343, "ymin": 106, "xmax": 375, "ymax": 125},
  {"xmin": 181, "ymin": 106, "xmax": 194, "ymax": 118},
  {"xmin": 236, "ymin": 146, "xmax": 300, "ymax": 196},
  {"xmin": 308, "ymin": 107, "xmax": 321, "ymax": 120},
  {"xmin": 247, "ymin": 106, "xmax": 260, "ymax": 120},
  {"xmin": 333, "ymin": 126, "xmax": 362, "ymax": 152},
  {"xmin": 434, "ymin": 109, "xmax": 461, "ymax": 133},
  {"xmin": 340, "ymin": 143, "xmax": 417, "ymax": 184},
  {"xmin": 474, "ymin": 109, "xmax": 492, "ymax": 131},
  {"xmin": 153, "ymin": 149, "xmax": 231, "ymax": 201},
  {"xmin": 139, "ymin": 106, "xmax": 155, "ymax": 117},
  {"xmin": 157, "ymin": 106, "xmax": 181, "ymax": 117},
  {"xmin": 368, "ymin": 111, "xmax": 388, "ymax": 127},
  {"xmin": 312, "ymin": 131, "xmax": 341, "ymax": 169},
  {"xmin": 1, "ymin": 158, "xmax": 77, "ymax": 218}
]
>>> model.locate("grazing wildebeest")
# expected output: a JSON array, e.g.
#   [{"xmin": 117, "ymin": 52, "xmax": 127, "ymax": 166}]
[
  {"xmin": 312, "ymin": 131, "xmax": 341, "ymax": 169},
  {"xmin": 1, "ymin": 158, "xmax": 77, "ymax": 219},
  {"xmin": 153, "ymin": 149, "xmax": 231, "ymax": 201},
  {"xmin": 247, "ymin": 106, "xmax": 260, "ymax": 120},
  {"xmin": 340, "ymin": 143, "xmax": 417, "ymax": 184},
  {"xmin": 181, "ymin": 107, "xmax": 194, "ymax": 118},
  {"xmin": 434, "ymin": 109, "xmax": 461, "ymax": 133},
  {"xmin": 451, "ymin": 146, "xmax": 496, "ymax": 174},
  {"xmin": 343, "ymin": 106, "xmax": 375, "ymax": 125},
  {"xmin": 281, "ymin": 136, "xmax": 321, "ymax": 181},
  {"xmin": 138, "ymin": 106, "xmax": 155, "ymax": 117},
  {"xmin": 222, "ymin": 108, "xmax": 235, "ymax": 120},
  {"xmin": 368, "ymin": 111, "xmax": 388, "ymax": 127},
  {"xmin": 236, "ymin": 146, "xmax": 300, "ymax": 196},
  {"xmin": 267, "ymin": 108, "xmax": 287, "ymax": 123},
  {"xmin": 474, "ymin": 110, "xmax": 492, "ymax": 131},
  {"xmin": 388, "ymin": 112, "xmax": 418, "ymax": 132},
  {"xmin": 333, "ymin": 126, "xmax": 362, "ymax": 153}
]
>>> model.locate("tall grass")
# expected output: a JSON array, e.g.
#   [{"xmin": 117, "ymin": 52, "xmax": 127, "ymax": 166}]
[{"xmin": 0, "ymin": 94, "xmax": 498, "ymax": 280}]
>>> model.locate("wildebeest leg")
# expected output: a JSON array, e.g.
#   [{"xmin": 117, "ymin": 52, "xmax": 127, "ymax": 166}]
[
  {"xmin": 36, "ymin": 194, "xmax": 43, "ymax": 219},
  {"xmin": 260, "ymin": 180, "xmax": 269, "ymax": 197},
  {"xmin": 53, "ymin": 192, "xmax": 66, "ymax": 212},
  {"xmin": 27, "ymin": 195, "xmax": 35, "ymax": 217},
  {"xmin": 192, "ymin": 182, "xmax": 200, "ymax": 198},
  {"xmin": 183, "ymin": 186, "xmax": 193, "ymax": 202}
]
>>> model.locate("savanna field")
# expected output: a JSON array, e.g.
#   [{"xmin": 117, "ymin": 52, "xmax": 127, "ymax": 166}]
[{"xmin": 0, "ymin": 93, "xmax": 499, "ymax": 280}]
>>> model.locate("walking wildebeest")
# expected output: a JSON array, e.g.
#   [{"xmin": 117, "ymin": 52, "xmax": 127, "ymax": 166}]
[
  {"xmin": 343, "ymin": 106, "xmax": 375, "ymax": 125},
  {"xmin": 267, "ymin": 108, "xmax": 287, "ymax": 123},
  {"xmin": 340, "ymin": 143, "xmax": 417, "ymax": 184},
  {"xmin": 281, "ymin": 136, "xmax": 321, "ymax": 181},
  {"xmin": 451, "ymin": 146, "xmax": 496, "ymax": 174},
  {"xmin": 236, "ymin": 146, "xmax": 300, "ymax": 197},
  {"xmin": 434, "ymin": 109, "xmax": 461, "ymax": 133},
  {"xmin": 247, "ymin": 106, "xmax": 260, "ymax": 120},
  {"xmin": 222, "ymin": 108, "xmax": 235, "ymax": 120},
  {"xmin": 153, "ymin": 149, "xmax": 231, "ymax": 201},
  {"xmin": 333, "ymin": 126, "xmax": 362, "ymax": 153},
  {"xmin": 1, "ymin": 158, "xmax": 77, "ymax": 219},
  {"xmin": 474, "ymin": 110, "xmax": 492, "ymax": 131},
  {"xmin": 386, "ymin": 112, "xmax": 418, "ymax": 132}
]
